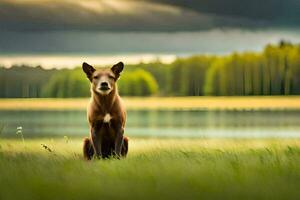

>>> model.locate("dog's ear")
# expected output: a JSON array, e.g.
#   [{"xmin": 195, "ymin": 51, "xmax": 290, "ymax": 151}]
[
  {"xmin": 82, "ymin": 62, "xmax": 95, "ymax": 81},
  {"xmin": 111, "ymin": 62, "xmax": 124, "ymax": 79}
]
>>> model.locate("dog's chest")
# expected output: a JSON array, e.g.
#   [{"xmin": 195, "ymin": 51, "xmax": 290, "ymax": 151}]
[
  {"xmin": 103, "ymin": 113, "xmax": 112, "ymax": 123},
  {"xmin": 99, "ymin": 113, "xmax": 116, "ymax": 138}
]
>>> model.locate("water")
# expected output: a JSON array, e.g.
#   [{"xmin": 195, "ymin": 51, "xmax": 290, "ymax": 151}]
[{"xmin": 0, "ymin": 109, "xmax": 300, "ymax": 138}]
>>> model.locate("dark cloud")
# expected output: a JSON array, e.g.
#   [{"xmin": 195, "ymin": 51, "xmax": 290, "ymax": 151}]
[
  {"xmin": 1, "ymin": 0, "xmax": 298, "ymax": 32},
  {"xmin": 149, "ymin": 0, "xmax": 300, "ymax": 26}
]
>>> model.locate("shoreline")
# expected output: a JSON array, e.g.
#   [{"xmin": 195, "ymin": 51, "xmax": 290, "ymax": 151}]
[{"xmin": 0, "ymin": 96, "xmax": 300, "ymax": 111}]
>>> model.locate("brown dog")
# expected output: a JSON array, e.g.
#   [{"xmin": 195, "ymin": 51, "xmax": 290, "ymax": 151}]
[{"xmin": 82, "ymin": 61, "xmax": 128, "ymax": 160}]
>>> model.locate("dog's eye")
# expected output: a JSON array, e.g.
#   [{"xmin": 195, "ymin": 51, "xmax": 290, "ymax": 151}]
[
  {"xmin": 109, "ymin": 75, "xmax": 115, "ymax": 79},
  {"xmin": 93, "ymin": 76, "xmax": 99, "ymax": 79}
]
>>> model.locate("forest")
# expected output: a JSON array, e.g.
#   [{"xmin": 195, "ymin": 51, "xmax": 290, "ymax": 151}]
[{"xmin": 0, "ymin": 41, "xmax": 300, "ymax": 97}]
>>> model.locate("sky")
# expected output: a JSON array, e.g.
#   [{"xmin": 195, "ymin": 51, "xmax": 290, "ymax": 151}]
[
  {"xmin": 0, "ymin": 0, "xmax": 300, "ymax": 67},
  {"xmin": 1, "ymin": 0, "xmax": 300, "ymax": 32}
]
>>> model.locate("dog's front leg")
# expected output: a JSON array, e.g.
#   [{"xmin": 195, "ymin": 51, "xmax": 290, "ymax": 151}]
[
  {"xmin": 114, "ymin": 127, "xmax": 124, "ymax": 158},
  {"xmin": 90, "ymin": 124, "xmax": 102, "ymax": 158}
]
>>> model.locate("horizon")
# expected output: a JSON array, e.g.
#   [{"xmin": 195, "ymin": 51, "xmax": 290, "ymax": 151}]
[
  {"xmin": 2, "ymin": 0, "xmax": 300, "ymax": 69},
  {"xmin": 1, "ymin": 30, "xmax": 300, "ymax": 69}
]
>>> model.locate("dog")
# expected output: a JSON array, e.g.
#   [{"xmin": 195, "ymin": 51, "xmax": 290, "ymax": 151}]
[{"xmin": 82, "ymin": 61, "xmax": 128, "ymax": 160}]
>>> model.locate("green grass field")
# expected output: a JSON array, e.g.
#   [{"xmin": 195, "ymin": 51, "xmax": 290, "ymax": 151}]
[{"xmin": 0, "ymin": 138, "xmax": 300, "ymax": 200}]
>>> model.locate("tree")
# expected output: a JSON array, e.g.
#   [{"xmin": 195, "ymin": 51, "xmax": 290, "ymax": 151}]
[{"xmin": 118, "ymin": 69, "xmax": 158, "ymax": 96}]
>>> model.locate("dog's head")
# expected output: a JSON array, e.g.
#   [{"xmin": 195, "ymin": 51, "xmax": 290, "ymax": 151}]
[{"xmin": 82, "ymin": 62, "xmax": 124, "ymax": 96}]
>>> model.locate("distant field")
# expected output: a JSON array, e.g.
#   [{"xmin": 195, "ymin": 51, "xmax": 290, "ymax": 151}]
[
  {"xmin": 1, "ymin": 96, "xmax": 300, "ymax": 110},
  {"xmin": 0, "ymin": 138, "xmax": 300, "ymax": 200}
]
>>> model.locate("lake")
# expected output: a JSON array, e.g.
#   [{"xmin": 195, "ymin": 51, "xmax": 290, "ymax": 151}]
[{"xmin": 1, "ymin": 109, "xmax": 300, "ymax": 138}]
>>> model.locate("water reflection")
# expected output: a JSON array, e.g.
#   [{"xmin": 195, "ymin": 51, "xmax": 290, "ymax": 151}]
[{"xmin": 0, "ymin": 110, "xmax": 299, "ymax": 138}]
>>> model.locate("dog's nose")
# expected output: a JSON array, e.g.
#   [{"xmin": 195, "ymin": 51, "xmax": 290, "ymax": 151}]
[{"xmin": 100, "ymin": 82, "xmax": 108, "ymax": 87}]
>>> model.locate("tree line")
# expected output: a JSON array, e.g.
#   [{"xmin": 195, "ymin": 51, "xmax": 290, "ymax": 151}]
[{"xmin": 0, "ymin": 41, "xmax": 299, "ymax": 97}]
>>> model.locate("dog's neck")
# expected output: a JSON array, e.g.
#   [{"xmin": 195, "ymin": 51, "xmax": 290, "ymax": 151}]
[{"xmin": 91, "ymin": 88, "xmax": 117, "ymax": 113}]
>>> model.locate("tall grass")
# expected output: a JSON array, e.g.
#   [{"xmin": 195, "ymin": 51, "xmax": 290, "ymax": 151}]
[{"xmin": 0, "ymin": 138, "xmax": 299, "ymax": 200}]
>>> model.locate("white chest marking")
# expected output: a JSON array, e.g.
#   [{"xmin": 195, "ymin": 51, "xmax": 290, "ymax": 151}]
[{"xmin": 103, "ymin": 113, "xmax": 112, "ymax": 123}]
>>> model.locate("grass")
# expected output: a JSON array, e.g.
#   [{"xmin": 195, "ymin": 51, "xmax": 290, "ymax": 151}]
[
  {"xmin": 0, "ymin": 138, "xmax": 300, "ymax": 200},
  {"xmin": 0, "ymin": 96, "xmax": 300, "ymax": 110}
]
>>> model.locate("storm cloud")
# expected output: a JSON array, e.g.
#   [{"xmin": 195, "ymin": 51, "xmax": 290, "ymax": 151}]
[
  {"xmin": 1, "ymin": 0, "xmax": 300, "ymax": 55},
  {"xmin": 0, "ymin": 0, "xmax": 299, "ymax": 32},
  {"xmin": 149, "ymin": 0, "xmax": 300, "ymax": 27}
]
